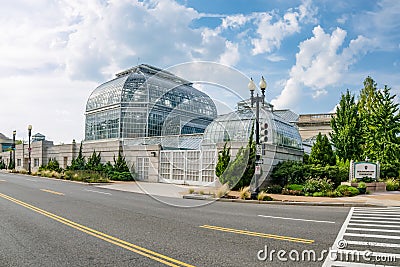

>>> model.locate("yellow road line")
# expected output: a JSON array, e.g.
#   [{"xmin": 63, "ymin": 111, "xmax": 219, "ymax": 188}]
[
  {"xmin": 200, "ymin": 225, "xmax": 314, "ymax": 244},
  {"xmin": 0, "ymin": 193, "xmax": 194, "ymax": 267},
  {"xmin": 40, "ymin": 189, "xmax": 64, "ymax": 196}
]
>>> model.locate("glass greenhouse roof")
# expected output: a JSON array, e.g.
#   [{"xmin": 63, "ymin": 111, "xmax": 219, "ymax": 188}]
[
  {"xmin": 85, "ymin": 64, "xmax": 217, "ymax": 141},
  {"xmin": 203, "ymin": 102, "xmax": 302, "ymax": 149}
]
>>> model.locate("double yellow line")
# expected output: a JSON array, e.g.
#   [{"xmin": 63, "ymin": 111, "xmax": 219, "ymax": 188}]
[
  {"xmin": 200, "ymin": 225, "xmax": 314, "ymax": 244},
  {"xmin": 0, "ymin": 193, "xmax": 194, "ymax": 267}
]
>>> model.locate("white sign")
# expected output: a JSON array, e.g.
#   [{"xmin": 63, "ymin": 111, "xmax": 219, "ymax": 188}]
[
  {"xmin": 256, "ymin": 144, "xmax": 262, "ymax": 156},
  {"xmin": 354, "ymin": 162, "xmax": 377, "ymax": 179},
  {"xmin": 255, "ymin": 159, "xmax": 263, "ymax": 164},
  {"xmin": 255, "ymin": 166, "xmax": 261, "ymax": 175}
]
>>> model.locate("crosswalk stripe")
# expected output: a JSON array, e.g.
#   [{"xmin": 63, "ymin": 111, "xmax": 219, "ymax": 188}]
[
  {"xmin": 348, "ymin": 223, "xmax": 400, "ymax": 228},
  {"xmin": 353, "ymin": 209, "xmax": 400, "ymax": 213},
  {"xmin": 352, "ymin": 213, "xmax": 400, "ymax": 217},
  {"xmin": 347, "ymin": 240, "xmax": 400, "ymax": 248},
  {"xmin": 344, "ymin": 232, "xmax": 400, "ymax": 240},
  {"xmin": 346, "ymin": 227, "xmax": 400, "ymax": 233},
  {"xmin": 323, "ymin": 207, "xmax": 400, "ymax": 266},
  {"xmin": 353, "ymin": 210, "xmax": 400, "ymax": 213},
  {"xmin": 351, "ymin": 216, "xmax": 400, "ymax": 221},
  {"xmin": 350, "ymin": 219, "xmax": 400, "ymax": 224}
]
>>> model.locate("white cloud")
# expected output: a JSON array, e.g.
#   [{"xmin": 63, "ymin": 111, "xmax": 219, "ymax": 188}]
[
  {"xmin": 221, "ymin": 14, "xmax": 250, "ymax": 29},
  {"xmin": 0, "ymin": 73, "xmax": 95, "ymax": 143},
  {"xmin": 272, "ymin": 26, "xmax": 374, "ymax": 109},
  {"xmin": 337, "ymin": 14, "xmax": 348, "ymax": 24},
  {"xmin": 251, "ymin": 0, "xmax": 317, "ymax": 55},
  {"xmin": 266, "ymin": 54, "xmax": 286, "ymax": 62},
  {"xmin": 218, "ymin": 41, "xmax": 240, "ymax": 66},
  {"xmin": 63, "ymin": 0, "xmax": 223, "ymax": 80}
]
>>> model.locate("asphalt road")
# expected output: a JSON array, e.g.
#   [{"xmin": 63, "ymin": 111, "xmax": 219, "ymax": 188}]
[{"xmin": 0, "ymin": 172, "xmax": 350, "ymax": 267}]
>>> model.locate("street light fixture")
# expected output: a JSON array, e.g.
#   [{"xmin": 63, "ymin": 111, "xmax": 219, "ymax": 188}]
[
  {"xmin": 28, "ymin": 125, "xmax": 32, "ymax": 174},
  {"xmin": 248, "ymin": 78, "xmax": 256, "ymax": 107},
  {"xmin": 259, "ymin": 76, "xmax": 267, "ymax": 106},
  {"xmin": 248, "ymin": 76, "xmax": 267, "ymax": 199},
  {"xmin": 12, "ymin": 130, "xmax": 16, "ymax": 170}
]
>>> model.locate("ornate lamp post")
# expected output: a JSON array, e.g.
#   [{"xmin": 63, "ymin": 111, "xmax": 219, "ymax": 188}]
[
  {"xmin": 28, "ymin": 125, "xmax": 32, "ymax": 174},
  {"xmin": 248, "ymin": 76, "xmax": 267, "ymax": 199},
  {"xmin": 12, "ymin": 130, "xmax": 16, "ymax": 169}
]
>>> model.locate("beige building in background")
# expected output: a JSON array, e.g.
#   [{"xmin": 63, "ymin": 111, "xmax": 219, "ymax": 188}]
[{"xmin": 297, "ymin": 113, "xmax": 334, "ymax": 140}]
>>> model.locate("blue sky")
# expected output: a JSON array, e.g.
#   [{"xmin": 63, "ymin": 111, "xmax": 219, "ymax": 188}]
[{"xmin": 0, "ymin": 0, "xmax": 399, "ymax": 143}]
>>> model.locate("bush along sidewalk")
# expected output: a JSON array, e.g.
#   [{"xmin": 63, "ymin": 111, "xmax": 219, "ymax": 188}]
[
  {"xmin": 265, "ymin": 177, "xmax": 361, "ymax": 198},
  {"xmin": 13, "ymin": 144, "xmax": 137, "ymax": 183}
]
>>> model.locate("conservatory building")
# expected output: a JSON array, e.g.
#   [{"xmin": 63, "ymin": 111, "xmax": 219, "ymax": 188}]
[
  {"xmin": 85, "ymin": 64, "xmax": 217, "ymax": 140},
  {"xmin": 4, "ymin": 64, "xmax": 303, "ymax": 186},
  {"xmin": 198, "ymin": 100, "xmax": 303, "ymax": 187}
]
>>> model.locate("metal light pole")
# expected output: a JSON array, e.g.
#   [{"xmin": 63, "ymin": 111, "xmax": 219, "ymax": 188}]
[
  {"xmin": 28, "ymin": 125, "xmax": 32, "ymax": 174},
  {"xmin": 12, "ymin": 130, "xmax": 16, "ymax": 169},
  {"xmin": 248, "ymin": 76, "xmax": 267, "ymax": 199}
]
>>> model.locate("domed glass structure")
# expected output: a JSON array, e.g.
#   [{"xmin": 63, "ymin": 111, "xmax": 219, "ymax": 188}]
[
  {"xmin": 85, "ymin": 64, "xmax": 217, "ymax": 141},
  {"xmin": 203, "ymin": 100, "xmax": 302, "ymax": 149}
]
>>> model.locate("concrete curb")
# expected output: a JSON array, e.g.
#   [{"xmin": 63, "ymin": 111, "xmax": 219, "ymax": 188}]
[
  {"xmin": 182, "ymin": 194, "xmax": 388, "ymax": 207},
  {"xmin": 1, "ymin": 172, "xmax": 113, "ymax": 186}
]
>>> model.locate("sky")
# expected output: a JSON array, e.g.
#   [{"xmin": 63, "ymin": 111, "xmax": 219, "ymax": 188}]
[{"xmin": 0, "ymin": 0, "xmax": 399, "ymax": 144}]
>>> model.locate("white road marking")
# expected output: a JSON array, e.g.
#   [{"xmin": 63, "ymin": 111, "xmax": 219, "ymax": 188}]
[
  {"xmin": 353, "ymin": 210, "xmax": 400, "ymax": 214},
  {"xmin": 351, "ymin": 218, "xmax": 400, "ymax": 224},
  {"xmin": 322, "ymin": 207, "xmax": 354, "ymax": 267},
  {"xmin": 347, "ymin": 240, "xmax": 400, "ymax": 248},
  {"xmin": 257, "ymin": 214, "xmax": 335, "ymax": 224},
  {"xmin": 352, "ymin": 213, "xmax": 400, "ymax": 217},
  {"xmin": 346, "ymin": 227, "xmax": 400, "ymax": 233},
  {"xmin": 84, "ymin": 189, "xmax": 111, "ymax": 195},
  {"xmin": 26, "ymin": 179, "xmax": 39, "ymax": 182},
  {"xmin": 348, "ymin": 223, "xmax": 400, "ymax": 228},
  {"xmin": 323, "ymin": 207, "xmax": 400, "ymax": 266},
  {"xmin": 351, "ymin": 216, "xmax": 400, "ymax": 221},
  {"xmin": 354, "ymin": 208, "xmax": 400, "ymax": 212},
  {"xmin": 344, "ymin": 232, "xmax": 400, "ymax": 240}
]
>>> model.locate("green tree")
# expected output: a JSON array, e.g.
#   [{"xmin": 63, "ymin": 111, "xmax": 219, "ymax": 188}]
[
  {"xmin": 219, "ymin": 146, "xmax": 248, "ymax": 189},
  {"xmin": 219, "ymin": 123, "xmax": 255, "ymax": 190},
  {"xmin": 309, "ymin": 133, "xmax": 335, "ymax": 166},
  {"xmin": 109, "ymin": 150, "xmax": 135, "ymax": 181},
  {"xmin": 86, "ymin": 150, "xmax": 103, "ymax": 171},
  {"xmin": 216, "ymin": 142, "xmax": 231, "ymax": 178},
  {"xmin": 0, "ymin": 159, "xmax": 7, "ymax": 169},
  {"xmin": 358, "ymin": 76, "xmax": 378, "ymax": 115},
  {"xmin": 363, "ymin": 86, "xmax": 400, "ymax": 163},
  {"xmin": 113, "ymin": 150, "xmax": 130, "ymax": 173},
  {"xmin": 241, "ymin": 123, "xmax": 256, "ymax": 189},
  {"xmin": 47, "ymin": 158, "xmax": 61, "ymax": 172},
  {"xmin": 358, "ymin": 76, "xmax": 378, "ymax": 151},
  {"xmin": 7, "ymin": 157, "xmax": 14, "ymax": 170},
  {"xmin": 68, "ymin": 142, "xmax": 86, "ymax": 170},
  {"xmin": 330, "ymin": 90, "xmax": 362, "ymax": 161}
]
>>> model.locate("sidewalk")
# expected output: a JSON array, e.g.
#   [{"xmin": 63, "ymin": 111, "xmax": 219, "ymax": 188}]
[
  {"xmin": 96, "ymin": 181, "xmax": 193, "ymax": 198},
  {"xmin": 267, "ymin": 191, "xmax": 400, "ymax": 207},
  {"xmin": 96, "ymin": 181, "xmax": 400, "ymax": 207}
]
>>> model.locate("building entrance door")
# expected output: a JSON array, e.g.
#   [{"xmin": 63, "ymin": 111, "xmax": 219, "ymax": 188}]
[{"xmin": 136, "ymin": 157, "xmax": 149, "ymax": 180}]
